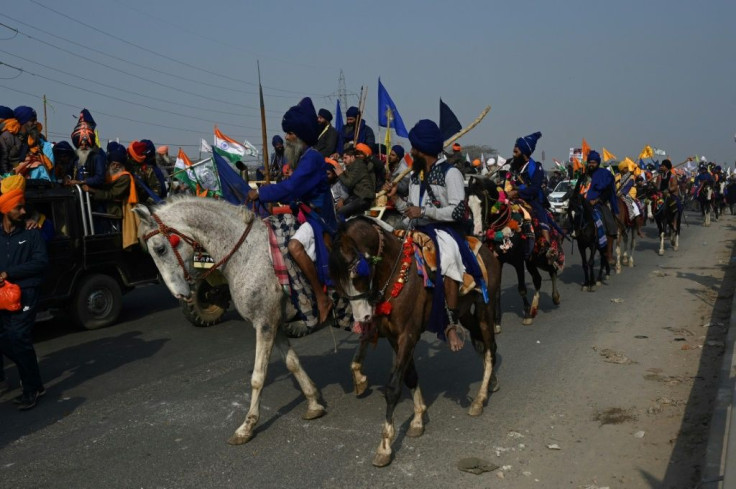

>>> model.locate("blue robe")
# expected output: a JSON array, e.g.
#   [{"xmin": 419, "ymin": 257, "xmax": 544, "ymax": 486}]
[{"xmin": 258, "ymin": 148, "xmax": 337, "ymax": 285}]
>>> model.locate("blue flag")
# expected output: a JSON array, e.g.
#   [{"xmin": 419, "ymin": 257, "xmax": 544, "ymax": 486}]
[
  {"xmin": 377, "ymin": 78, "xmax": 409, "ymax": 138},
  {"xmin": 212, "ymin": 150, "xmax": 250, "ymax": 205},
  {"xmin": 439, "ymin": 98, "xmax": 462, "ymax": 142},
  {"xmin": 335, "ymin": 99, "xmax": 344, "ymax": 155}
]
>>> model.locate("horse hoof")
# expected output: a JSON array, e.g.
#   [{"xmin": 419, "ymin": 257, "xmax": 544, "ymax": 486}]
[
  {"xmin": 596, "ymin": 281, "xmax": 602, "ymax": 287},
  {"xmin": 468, "ymin": 403, "xmax": 484, "ymax": 417},
  {"xmin": 552, "ymin": 294, "xmax": 561, "ymax": 305},
  {"xmin": 674, "ymin": 246, "xmax": 679, "ymax": 251},
  {"xmin": 494, "ymin": 324, "xmax": 502, "ymax": 334},
  {"xmin": 227, "ymin": 432, "xmax": 253, "ymax": 445},
  {"xmin": 522, "ymin": 317, "xmax": 533, "ymax": 326},
  {"xmin": 406, "ymin": 425, "xmax": 425, "ymax": 438},
  {"xmin": 303, "ymin": 407, "xmax": 326, "ymax": 420},
  {"xmin": 355, "ymin": 380, "xmax": 368, "ymax": 397},
  {"xmin": 372, "ymin": 453, "xmax": 393, "ymax": 468},
  {"xmin": 658, "ymin": 250, "xmax": 664, "ymax": 256}
]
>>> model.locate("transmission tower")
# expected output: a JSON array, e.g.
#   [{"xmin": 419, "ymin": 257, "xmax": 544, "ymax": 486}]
[{"xmin": 338, "ymin": 69, "xmax": 349, "ymax": 111}]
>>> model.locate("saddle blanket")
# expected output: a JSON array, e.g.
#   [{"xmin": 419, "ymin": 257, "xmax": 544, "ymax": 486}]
[{"xmin": 391, "ymin": 229, "xmax": 489, "ymax": 296}]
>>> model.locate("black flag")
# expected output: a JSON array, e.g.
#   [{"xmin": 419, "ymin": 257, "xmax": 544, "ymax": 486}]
[{"xmin": 439, "ymin": 98, "xmax": 462, "ymax": 142}]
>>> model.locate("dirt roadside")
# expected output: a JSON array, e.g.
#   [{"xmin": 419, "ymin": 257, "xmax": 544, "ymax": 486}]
[{"xmin": 483, "ymin": 217, "xmax": 736, "ymax": 488}]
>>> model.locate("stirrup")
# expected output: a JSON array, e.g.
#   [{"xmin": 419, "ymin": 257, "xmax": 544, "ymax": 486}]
[{"xmin": 444, "ymin": 323, "xmax": 467, "ymax": 347}]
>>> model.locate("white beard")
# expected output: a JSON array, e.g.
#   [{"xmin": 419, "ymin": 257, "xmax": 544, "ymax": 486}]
[{"xmin": 76, "ymin": 148, "xmax": 91, "ymax": 166}]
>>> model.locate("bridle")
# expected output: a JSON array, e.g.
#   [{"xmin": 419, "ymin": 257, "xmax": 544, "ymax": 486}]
[
  {"xmin": 343, "ymin": 224, "xmax": 403, "ymax": 304},
  {"xmin": 142, "ymin": 212, "xmax": 253, "ymax": 282}
]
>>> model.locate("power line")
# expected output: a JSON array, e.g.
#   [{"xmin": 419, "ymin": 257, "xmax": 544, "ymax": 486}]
[
  {"xmin": 0, "ymin": 49, "xmax": 264, "ymax": 120},
  {"xmin": 0, "ymin": 14, "xmax": 307, "ymax": 100},
  {"xmin": 0, "ymin": 83, "xmax": 258, "ymax": 138},
  {"xmin": 0, "ymin": 19, "xmax": 289, "ymax": 113},
  {"xmin": 106, "ymin": 0, "xmax": 336, "ymax": 77},
  {"xmin": 0, "ymin": 59, "xmax": 263, "ymax": 131},
  {"xmin": 30, "ymin": 0, "xmax": 331, "ymax": 99}
]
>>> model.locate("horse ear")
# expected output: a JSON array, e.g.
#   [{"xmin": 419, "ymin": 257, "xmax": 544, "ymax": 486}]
[{"xmin": 132, "ymin": 204, "xmax": 153, "ymax": 223}]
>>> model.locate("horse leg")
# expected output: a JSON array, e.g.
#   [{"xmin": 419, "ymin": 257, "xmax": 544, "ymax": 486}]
[
  {"xmin": 658, "ymin": 228, "xmax": 665, "ymax": 255},
  {"xmin": 550, "ymin": 271, "xmax": 561, "ymax": 305},
  {"xmin": 274, "ymin": 328, "xmax": 325, "ymax": 419},
  {"xmin": 351, "ymin": 338, "xmax": 370, "ymax": 396},
  {"xmin": 579, "ymin": 241, "xmax": 590, "ymax": 291},
  {"xmin": 628, "ymin": 231, "xmax": 635, "ymax": 267},
  {"xmin": 527, "ymin": 262, "xmax": 542, "ymax": 321},
  {"xmin": 516, "ymin": 262, "xmax": 532, "ymax": 325},
  {"xmin": 373, "ymin": 336, "xmax": 415, "ymax": 467},
  {"xmin": 403, "ymin": 358, "xmax": 427, "ymax": 438},
  {"xmin": 469, "ymin": 302, "xmax": 496, "ymax": 416},
  {"xmin": 615, "ymin": 235, "xmax": 622, "ymax": 274},
  {"xmin": 493, "ymin": 277, "xmax": 502, "ymax": 334},
  {"xmin": 229, "ymin": 324, "xmax": 278, "ymax": 445}
]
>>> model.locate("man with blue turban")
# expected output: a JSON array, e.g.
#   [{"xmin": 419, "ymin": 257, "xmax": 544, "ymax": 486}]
[
  {"xmin": 582, "ymin": 150, "xmax": 619, "ymax": 263},
  {"xmin": 340, "ymin": 106, "xmax": 375, "ymax": 151},
  {"xmin": 509, "ymin": 132, "xmax": 554, "ymax": 248},
  {"xmin": 247, "ymin": 97, "xmax": 338, "ymax": 326},
  {"xmin": 387, "ymin": 119, "xmax": 486, "ymax": 352},
  {"xmin": 266, "ymin": 135, "xmax": 286, "ymax": 182}
]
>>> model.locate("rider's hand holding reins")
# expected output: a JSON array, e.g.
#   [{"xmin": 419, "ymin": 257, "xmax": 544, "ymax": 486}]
[{"xmin": 246, "ymin": 189, "xmax": 259, "ymax": 202}]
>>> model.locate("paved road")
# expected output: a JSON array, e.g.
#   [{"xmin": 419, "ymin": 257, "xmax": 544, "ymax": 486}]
[{"xmin": 1, "ymin": 210, "xmax": 734, "ymax": 489}]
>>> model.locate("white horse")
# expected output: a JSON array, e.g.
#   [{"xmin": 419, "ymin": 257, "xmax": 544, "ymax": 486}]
[{"xmin": 134, "ymin": 197, "xmax": 326, "ymax": 445}]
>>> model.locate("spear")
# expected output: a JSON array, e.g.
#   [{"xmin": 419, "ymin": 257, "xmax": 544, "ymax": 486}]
[
  {"xmin": 375, "ymin": 105, "xmax": 492, "ymax": 197},
  {"xmin": 258, "ymin": 61, "xmax": 270, "ymax": 184}
]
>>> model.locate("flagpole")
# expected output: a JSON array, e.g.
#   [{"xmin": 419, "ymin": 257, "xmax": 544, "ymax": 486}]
[
  {"xmin": 43, "ymin": 94, "xmax": 48, "ymax": 140},
  {"xmin": 354, "ymin": 86, "xmax": 367, "ymax": 144},
  {"xmin": 258, "ymin": 61, "xmax": 271, "ymax": 184}
]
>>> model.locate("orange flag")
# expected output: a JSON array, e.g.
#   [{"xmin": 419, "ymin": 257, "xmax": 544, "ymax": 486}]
[
  {"xmin": 572, "ymin": 156, "xmax": 583, "ymax": 173},
  {"xmin": 581, "ymin": 138, "xmax": 590, "ymax": 161}
]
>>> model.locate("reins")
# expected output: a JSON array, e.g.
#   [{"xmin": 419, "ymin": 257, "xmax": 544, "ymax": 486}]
[{"xmin": 143, "ymin": 212, "xmax": 254, "ymax": 282}]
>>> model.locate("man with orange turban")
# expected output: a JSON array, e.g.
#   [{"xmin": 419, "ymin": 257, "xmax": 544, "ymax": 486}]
[
  {"xmin": 0, "ymin": 174, "xmax": 49, "ymax": 410},
  {"xmin": 0, "ymin": 106, "xmax": 23, "ymax": 174}
]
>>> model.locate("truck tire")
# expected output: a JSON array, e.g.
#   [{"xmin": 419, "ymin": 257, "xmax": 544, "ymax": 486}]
[
  {"xmin": 73, "ymin": 274, "xmax": 123, "ymax": 330},
  {"xmin": 181, "ymin": 272, "xmax": 229, "ymax": 327}
]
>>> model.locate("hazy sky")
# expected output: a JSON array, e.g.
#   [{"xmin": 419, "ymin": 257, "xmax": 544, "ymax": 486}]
[{"xmin": 2, "ymin": 0, "xmax": 735, "ymax": 166}]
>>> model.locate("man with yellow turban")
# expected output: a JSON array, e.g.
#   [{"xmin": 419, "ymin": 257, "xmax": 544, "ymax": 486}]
[
  {"xmin": 0, "ymin": 106, "xmax": 23, "ymax": 174},
  {"xmin": 0, "ymin": 175, "xmax": 49, "ymax": 410},
  {"xmin": 616, "ymin": 159, "xmax": 642, "ymax": 224}
]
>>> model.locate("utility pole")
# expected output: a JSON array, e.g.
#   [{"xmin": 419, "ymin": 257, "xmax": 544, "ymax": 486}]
[{"xmin": 43, "ymin": 94, "xmax": 48, "ymax": 139}]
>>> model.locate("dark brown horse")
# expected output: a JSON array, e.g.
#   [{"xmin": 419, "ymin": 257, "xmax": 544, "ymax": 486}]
[
  {"xmin": 614, "ymin": 196, "xmax": 644, "ymax": 271},
  {"xmin": 329, "ymin": 217, "xmax": 501, "ymax": 467},
  {"xmin": 467, "ymin": 176, "xmax": 563, "ymax": 330}
]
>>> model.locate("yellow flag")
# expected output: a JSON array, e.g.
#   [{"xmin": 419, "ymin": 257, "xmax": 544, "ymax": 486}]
[
  {"xmin": 601, "ymin": 147, "xmax": 617, "ymax": 162},
  {"xmin": 638, "ymin": 145, "xmax": 653, "ymax": 160}
]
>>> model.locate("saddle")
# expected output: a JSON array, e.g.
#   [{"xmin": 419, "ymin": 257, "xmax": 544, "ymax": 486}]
[{"xmin": 391, "ymin": 229, "xmax": 489, "ymax": 296}]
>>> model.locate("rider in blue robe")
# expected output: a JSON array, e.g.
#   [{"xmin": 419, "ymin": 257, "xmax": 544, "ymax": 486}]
[
  {"xmin": 584, "ymin": 151, "xmax": 619, "ymax": 262},
  {"xmin": 248, "ymin": 97, "xmax": 337, "ymax": 324}
]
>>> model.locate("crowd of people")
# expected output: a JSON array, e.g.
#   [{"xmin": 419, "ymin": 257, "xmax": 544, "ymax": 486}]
[{"xmin": 1, "ymin": 96, "xmax": 735, "ymax": 411}]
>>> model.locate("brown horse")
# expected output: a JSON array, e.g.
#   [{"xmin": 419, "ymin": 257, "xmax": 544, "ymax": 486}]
[
  {"xmin": 329, "ymin": 217, "xmax": 501, "ymax": 467},
  {"xmin": 614, "ymin": 196, "xmax": 644, "ymax": 272}
]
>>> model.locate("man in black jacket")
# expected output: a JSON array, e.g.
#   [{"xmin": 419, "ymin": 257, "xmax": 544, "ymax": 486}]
[
  {"xmin": 315, "ymin": 109, "xmax": 338, "ymax": 158},
  {"xmin": 0, "ymin": 176, "xmax": 49, "ymax": 410}
]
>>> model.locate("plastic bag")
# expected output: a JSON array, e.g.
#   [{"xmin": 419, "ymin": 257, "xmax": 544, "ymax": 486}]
[{"xmin": 0, "ymin": 280, "xmax": 22, "ymax": 311}]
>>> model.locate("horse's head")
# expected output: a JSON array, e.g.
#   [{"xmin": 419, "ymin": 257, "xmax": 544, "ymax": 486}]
[
  {"xmin": 467, "ymin": 176, "xmax": 500, "ymax": 235},
  {"xmin": 329, "ymin": 218, "xmax": 386, "ymax": 324},
  {"xmin": 134, "ymin": 204, "xmax": 197, "ymax": 301}
]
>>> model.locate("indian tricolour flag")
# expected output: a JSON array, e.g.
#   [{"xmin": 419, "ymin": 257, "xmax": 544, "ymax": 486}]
[
  {"xmin": 214, "ymin": 126, "xmax": 258, "ymax": 166},
  {"xmin": 174, "ymin": 149, "xmax": 197, "ymax": 191}
]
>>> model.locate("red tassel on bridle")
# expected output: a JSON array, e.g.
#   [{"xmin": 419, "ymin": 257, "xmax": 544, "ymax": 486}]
[{"xmin": 168, "ymin": 234, "xmax": 181, "ymax": 248}]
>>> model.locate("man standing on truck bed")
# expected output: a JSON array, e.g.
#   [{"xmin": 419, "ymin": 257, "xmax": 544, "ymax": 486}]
[{"xmin": 0, "ymin": 175, "xmax": 49, "ymax": 410}]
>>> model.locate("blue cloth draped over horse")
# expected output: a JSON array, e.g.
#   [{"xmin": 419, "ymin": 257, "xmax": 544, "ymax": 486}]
[{"xmin": 417, "ymin": 223, "xmax": 488, "ymax": 340}]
